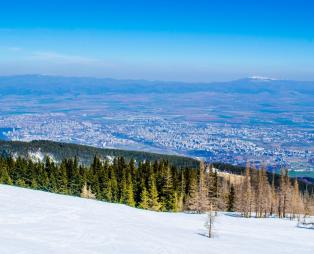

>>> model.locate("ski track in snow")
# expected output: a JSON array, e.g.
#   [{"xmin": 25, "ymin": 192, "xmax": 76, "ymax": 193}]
[{"xmin": 0, "ymin": 185, "xmax": 313, "ymax": 254}]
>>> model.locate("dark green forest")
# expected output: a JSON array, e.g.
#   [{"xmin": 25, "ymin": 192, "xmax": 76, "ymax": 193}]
[
  {"xmin": 0, "ymin": 155, "xmax": 201, "ymax": 211},
  {"xmin": 0, "ymin": 140, "xmax": 199, "ymax": 168}
]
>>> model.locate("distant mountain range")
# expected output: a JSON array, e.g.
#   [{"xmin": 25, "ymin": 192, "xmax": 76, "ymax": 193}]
[{"xmin": 0, "ymin": 74, "xmax": 313, "ymax": 96}]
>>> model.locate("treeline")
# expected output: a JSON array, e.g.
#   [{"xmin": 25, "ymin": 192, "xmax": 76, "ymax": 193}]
[
  {"xmin": 236, "ymin": 163, "xmax": 314, "ymax": 219},
  {"xmin": 0, "ymin": 155, "xmax": 198, "ymax": 211},
  {"xmin": 212, "ymin": 162, "xmax": 314, "ymax": 193},
  {"xmin": 0, "ymin": 155, "xmax": 313, "ymax": 217}
]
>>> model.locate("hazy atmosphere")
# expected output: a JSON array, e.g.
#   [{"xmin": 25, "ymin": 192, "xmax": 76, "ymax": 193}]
[{"xmin": 1, "ymin": 0, "xmax": 314, "ymax": 81}]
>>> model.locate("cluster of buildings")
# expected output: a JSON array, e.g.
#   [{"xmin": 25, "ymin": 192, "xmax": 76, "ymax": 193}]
[{"xmin": 0, "ymin": 113, "xmax": 313, "ymax": 173}]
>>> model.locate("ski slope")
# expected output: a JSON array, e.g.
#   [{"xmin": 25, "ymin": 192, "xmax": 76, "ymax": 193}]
[{"xmin": 0, "ymin": 185, "xmax": 312, "ymax": 254}]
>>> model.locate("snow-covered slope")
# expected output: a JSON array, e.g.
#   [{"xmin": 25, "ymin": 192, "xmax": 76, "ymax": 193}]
[{"xmin": 0, "ymin": 185, "xmax": 312, "ymax": 254}]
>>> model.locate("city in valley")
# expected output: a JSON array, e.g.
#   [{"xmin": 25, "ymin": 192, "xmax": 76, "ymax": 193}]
[
  {"xmin": 0, "ymin": 85, "xmax": 314, "ymax": 176},
  {"xmin": 0, "ymin": 76, "xmax": 313, "ymax": 177}
]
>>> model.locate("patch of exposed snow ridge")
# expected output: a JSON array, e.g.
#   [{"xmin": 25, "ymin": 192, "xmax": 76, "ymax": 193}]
[
  {"xmin": 0, "ymin": 184, "xmax": 313, "ymax": 254},
  {"xmin": 105, "ymin": 155, "xmax": 115, "ymax": 165},
  {"xmin": 27, "ymin": 149, "xmax": 56, "ymax": 163},
  {"xmin": 249, "ymin": 76, "xmax": 277, "ymax": 81}
]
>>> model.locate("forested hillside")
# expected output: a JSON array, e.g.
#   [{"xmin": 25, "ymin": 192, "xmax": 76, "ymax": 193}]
[
  {"xmin": 0, "ymin": 140, "xmax": 199, "ymax": 168},
  {"xmin": 0, "ymin": 154, "xmax": 313, "ymax": 217}
]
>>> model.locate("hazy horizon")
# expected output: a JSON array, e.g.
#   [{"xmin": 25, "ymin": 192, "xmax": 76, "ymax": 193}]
[
  {"xmin": 0, "ymin": 73, "xmax": 313, "ymax": 84},
  {"xmin": 0, "ymin": 1, "xmax": 314, "ymax": 82}
]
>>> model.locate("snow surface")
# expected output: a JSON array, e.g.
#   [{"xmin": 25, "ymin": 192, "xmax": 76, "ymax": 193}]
[{"xmin": 0, "ymin": 184, "xmax": 313, "ymax": 254}]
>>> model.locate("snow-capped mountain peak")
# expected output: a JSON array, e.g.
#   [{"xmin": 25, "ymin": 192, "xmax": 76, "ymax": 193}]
[{"xmin": 248, "ymin": 76, "xmax": 277, "ymax": 81}]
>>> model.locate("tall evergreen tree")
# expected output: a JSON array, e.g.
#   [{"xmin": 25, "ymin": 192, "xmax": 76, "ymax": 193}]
[
  {"xmin": 126, "ymin": 171, "xmax": 136, "ymax": 207},
  {"xmin": 0, "ymin": 166, "xmax": 13, "ymax": 185},
  {"xmin": 139, "ymin": 186, "xmax": 150, "ymax": 209},
  {"xmin": 227, "ymin": 185, "xmax": 235, "ymax": 212},
  {"xmin": 161, "ymin": 166, "xmax": 176, "ymax": 211},
  {"xmin": 149, "ymin": 173, "xmax": 161, "ymax": 211}
]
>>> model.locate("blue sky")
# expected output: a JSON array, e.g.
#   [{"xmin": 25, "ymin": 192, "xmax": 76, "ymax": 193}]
[{"xmin": 0, "ymin": 0, "xmax": 313, "ymax": 81}]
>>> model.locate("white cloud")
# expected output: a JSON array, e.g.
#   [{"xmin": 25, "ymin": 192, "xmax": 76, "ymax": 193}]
[{"xmin": 30, "ymin": 51, "xmax": 101, "ymax": 65}]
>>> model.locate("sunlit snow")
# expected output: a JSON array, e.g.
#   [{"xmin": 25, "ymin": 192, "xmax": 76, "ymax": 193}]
[{"xmin": 0, "ymin": 185, "xmax": 312, "ymax": 254}]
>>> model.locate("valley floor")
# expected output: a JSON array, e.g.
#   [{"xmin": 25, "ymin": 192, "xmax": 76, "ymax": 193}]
[{"xmin": 0, "ymin": 184, "xmax": 313, "ymax": 254}]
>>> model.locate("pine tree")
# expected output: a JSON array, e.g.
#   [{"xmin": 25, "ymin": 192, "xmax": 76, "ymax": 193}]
[
  {"xmin": 110, "ymin": 167, "xmax": 118, "ymax": 202},
  {"xmin": 161, "ymin": 166, "xmax": 176, "ymax": 211},
  {"xmin": 56, "ymin": 163, "xmax": 68, "ymax": 194},
  {"xmin": 31, "ymin": 178, "xmax": 38, "ymax": 189},
  {"xmin": 208, "ymin": 169, "xmax": 219, "ymax": 210},
  {"xmin": 98, "ymin": 163, "xmax": 109, "ymax": 201},
  {"xmin": 0, "ymin": 166, "xmax": 13, "ymax": 185},
  {"xmin": 49, "ymin": 172, "xmax": 58, "ymax": 192},
  {"xmin": 119, "ymin": 171, "xmax": 127, "ymax": 204},
  {"xmin": 16, "ymin": 178, "xmax": 27, "ymax": 188},
  {"xmin": 227, "ymin": 185, "xmax": 235, "ymax": 212},
  {"xmin": 91, "ymin": 173, "xmax": 101, "ymax": 199},
  {"xmin": 149, "ymin": 174, "xmax": 161, "ymax": 211},
  {"xmin": 139, "ymin": 186, "xmax": 150, "ymax": 209},
  {"xmin": 105, "ymin": 180, "xmax": 113, "ymax": 201},
  {"xmin": 39, "ymin": 170, "xmax": 50, "ymax": 191},
  {"xmin": 175, "ymin": 192, "xmax": 184, "ymax": 212},
  {"xmin": 66, "ymin": 158, "xmax": 81, "ymax": 196},
  {"xmin": 126, "ymin": 171, "xmax": 135, "ymax": 207}
]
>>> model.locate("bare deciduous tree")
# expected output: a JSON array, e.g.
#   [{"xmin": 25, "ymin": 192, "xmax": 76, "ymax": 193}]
[
  {"xmin": 205, "ymin": 204, "xmax": 215, "ymax": 238},
  {"xmin": 80, "ymin": 182, "xmax": 96, "ymax": 199}
]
